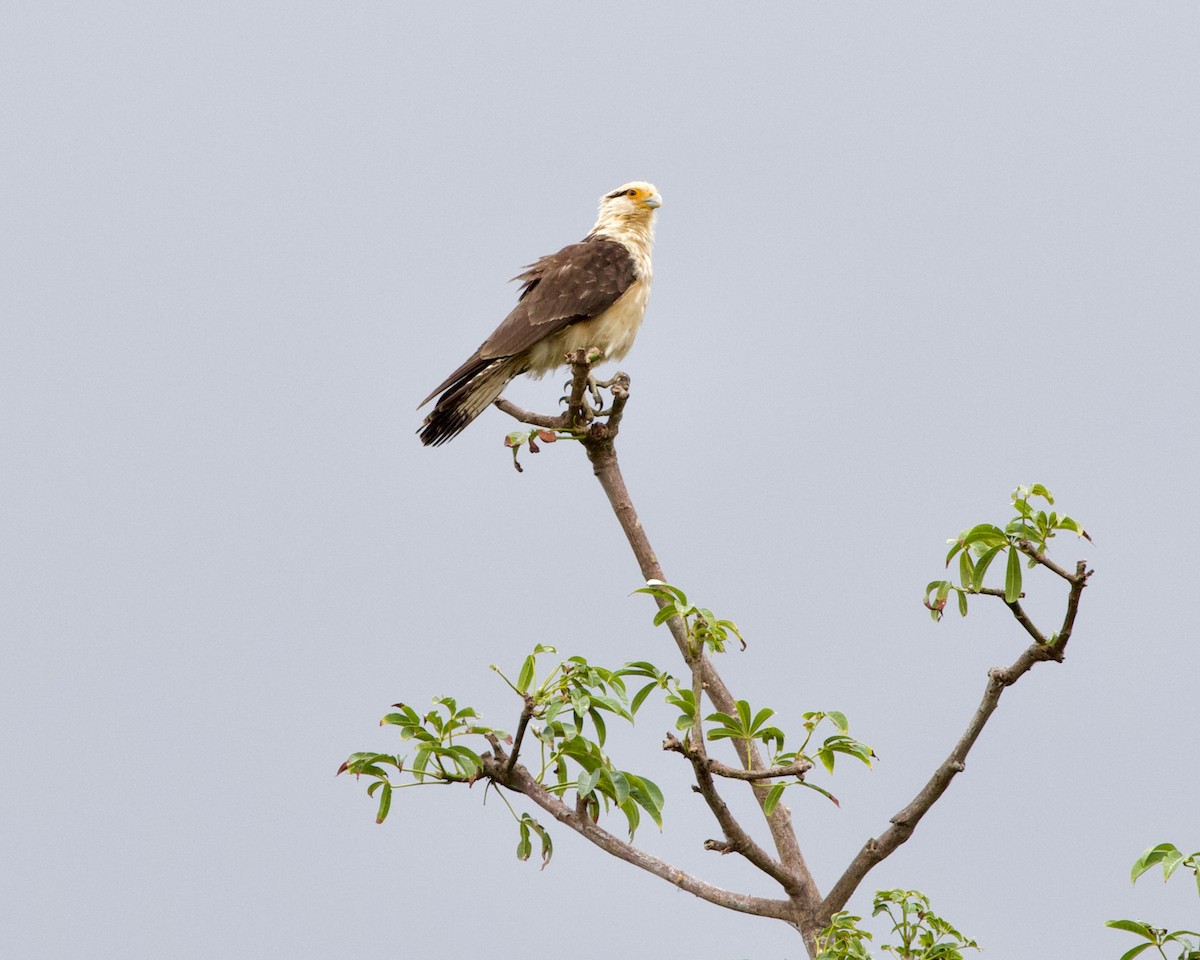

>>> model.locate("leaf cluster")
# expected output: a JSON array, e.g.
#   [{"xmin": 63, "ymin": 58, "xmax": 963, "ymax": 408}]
[
  {"xmin": 926, "ymin": 483, "xmax": 1087, "ymax": 620},
  {"xmin": 503, "ymin": 427, "xmax": 565, "ymax": 473},
  {"xmin": 338, "ymin": 695, "xmax": 504, "ymax": 823},
  {"xmin": 1107, "ymin": 842, "xmax": 1200, "ymax": 960},
  {"xmin": 504, "ymin": 645, "xmax": 667, "ymax": 839},
  {"xmin": 815, "ymin": 890, "xmax": 978, "ymax": 960},
  {"xmin": 637, "ymin": 582, "xmax": 875, "ymax": 814},
  {"xmin": 339, "ymin": 646, "xmax": 674, "ymax": 862},
  {"xmin": 635, "ymin": 580, "xmax": 745, "ymax": 654}
]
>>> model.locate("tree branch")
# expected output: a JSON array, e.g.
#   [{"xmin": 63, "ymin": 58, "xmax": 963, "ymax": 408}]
[
  {"xmin": 664, "ymin": 734, "xmax": 813, "ymax": 781},
  {"xmin": 1016, "ymin": 539, "xmax": 1079, "ymax": 583},
  {"xmin": 996, "ymin": 596, "xmax": 1047, "ymax": 645},
  {"xmin": 480, "ymin": 749, "xmax": 797, "ymax": 923},
  {"xmin": 1051, "ymin": 560, "xmax": 1090, "ymax": 658},
  {"xmin": 661, "ymin": 733, "xmax": 800, "ymax": 892},
  {"xmin": 821, "ymin": 560, "xmax": 1092, "ymax": 914},
  {"xmin": 504, "ymin": 696, "xmax": 534, "ymax": 776},
  {"xmin": 493, "ymin": 398, "xmax": 564, "ymax": 430},
  {"xmin": 581, "ymin": 416, "xmax": 819, "ymax": 912}
]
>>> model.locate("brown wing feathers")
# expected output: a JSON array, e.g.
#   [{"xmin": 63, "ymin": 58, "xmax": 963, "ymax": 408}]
[{"xmin": 418, "ymin": 239, "xmax": 636, "ymax": 446}]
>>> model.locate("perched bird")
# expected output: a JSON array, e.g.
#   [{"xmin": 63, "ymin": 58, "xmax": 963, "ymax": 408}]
[{"xmin": 418, "ymin": 181, "xmax": 662, "ymax": 446}]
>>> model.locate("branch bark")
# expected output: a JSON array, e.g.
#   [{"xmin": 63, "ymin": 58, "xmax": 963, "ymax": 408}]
[
  {"xmin": 480, "ymin": 747, "xmax": 795, "ymax": 922},
  {"xmin": 664, "ymin": 734, "xmax": 813, "ymax": 781}
]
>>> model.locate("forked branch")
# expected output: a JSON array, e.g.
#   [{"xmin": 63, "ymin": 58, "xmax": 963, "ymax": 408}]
[{"xmin": 493, "ymin": 357, "xmax": 1093, "ymax": 954}]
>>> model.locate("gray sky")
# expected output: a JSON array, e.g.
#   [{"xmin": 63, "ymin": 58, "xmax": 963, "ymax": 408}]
[{"xmin": 3, "ymin": 3, "xmax": 1198, "ymax": 957}]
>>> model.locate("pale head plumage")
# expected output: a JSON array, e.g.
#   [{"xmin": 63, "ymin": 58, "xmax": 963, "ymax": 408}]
[
  {"xmin": 590, "ymin": 181, "xmax": 660, "ymax": 279},
  {"xmin": 595, "ymin": 181, "xmax": 662, "ymax": 225}
]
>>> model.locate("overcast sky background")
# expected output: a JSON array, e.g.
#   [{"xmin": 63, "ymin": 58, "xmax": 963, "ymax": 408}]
[{"xmin": 3, "ymin": 3, "xmax": 1198, "ymax": 958}]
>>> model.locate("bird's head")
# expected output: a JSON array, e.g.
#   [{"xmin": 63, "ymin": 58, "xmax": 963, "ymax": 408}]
[{"xmin": 596, "ymin": 181, "xmax": 662, "ymax": 223}]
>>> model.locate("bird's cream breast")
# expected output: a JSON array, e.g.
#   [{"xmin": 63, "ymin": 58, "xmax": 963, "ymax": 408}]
[{"xmin": 524, "ymin": 278, "xmax": 651, "ymax": 376}]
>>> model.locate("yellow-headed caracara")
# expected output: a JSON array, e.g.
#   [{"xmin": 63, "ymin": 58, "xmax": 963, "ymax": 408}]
[{"xmin": 419, "ymin": 181, "xmax": 661, "ymax": 446}]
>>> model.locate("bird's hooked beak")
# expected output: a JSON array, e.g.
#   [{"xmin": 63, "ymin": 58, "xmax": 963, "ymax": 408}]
[{"xmin": 641, "ymin": 193, "xmax": 662, "ymax": 210}]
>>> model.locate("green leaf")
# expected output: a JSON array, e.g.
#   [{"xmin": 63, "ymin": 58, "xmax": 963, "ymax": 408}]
[
  {"xmin": 957, "ymin": 588, "xmax": 969, "ymax": 617},
  {"xmin": 971, "ymin": 543, "xmax": 1004, "ymax": 590},
  {"xmin": 817, "ymin": 747, "xmax": 835, "ymax": 774},
  {"xmin": 625, "ymin": 773, "xmax": 664, "ymax": 829},
  {"xmin": 528, "ymin": 818, "xmax": 553, "ymax": 868},
  {"xmin": 619, "ymin": 797, "xmax": 641, "ymax": 839},
  {"xmin": 630, "ymin": 682, "xmax": 658, "ymax": 716},
  {"xmin": 750, "ymin": 706, "xmax": 777, "ymax": 734},
  {"xmin": 588, "ymin": 708, "xmax": 607, "ymax": 747},
  {"xmin": 338, "ymin": 752, "xmax": 402, "ymax": 776},
  {"xmin": 763, "ymin": 783, "xmax": 786, "ymax": 816},
  {"xmin": 1029, "ymin": 483, "xmax": 1053, "ymax": 503},
  {"xmin": 958, "ymin": 549, "xmax": 975, "ymax": 589},
  {"xmin": 590, "ymin": 694, "xmax": 632, "ymax": 721},
  {"xmin": 1115, "ymin": 944, "xmax": 1155, "ymax": 960},
  {"xmin": 1132, "ymin": 842, "xmax": 1184, "ymax": 882},
  {"xmin": 961, "ymin": 523, "xmax": 1008, "ymax": 548},
  {"xmin": 653, "ymin": 604, "xmax": 678, "ymax": 626},
  {"xmin": 798, "ymin": 781, "xmax": 840, "ymax": 806},
  {"xmin": 607, "ymin": 768, "xmax": 631, "ymax": 807},
  {"xmin": 1005, "ymin": 545, "xmax": 1022, "ymax": 602},
  {"xmin": 1106, "ymin": 920, "xmax": 1155, "ymax": 937},
  {"xmin": 445, "ymin": 745, "xmax": 482, "ymax": 776},
  {"xmin": 577, "ymin": 767, "xmax": 600, "ymax": 798},
  {"xmin": 827, "ymin": 711, "xmax": 849, "ymax": 733},
  {"xmin": 517, "ymin": 655, "xmax": 535, "ymax": 694},
  {"xmin": 1056, "ymin": 515, "xmax": 1088, "ymax": 538},
  {"xmin": 636, "ymin": 580, "xmax": 688, "ymax": 605},
  {"xmin": 945, "ymin": 539, "xmax": 964, "ymax": 568},
  {"xmin": 374, "ymin": 781, "xmax": 392, "ymax": 824}
]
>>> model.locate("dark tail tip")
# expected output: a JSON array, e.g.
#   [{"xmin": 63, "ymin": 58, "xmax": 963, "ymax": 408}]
[
  {"xmin": 418, "ymin": 356, "xmax": 516, "ymax": 446},
  {"xmin": 418, "ymin": 408, "xmax": 469, "ymax": 446}
]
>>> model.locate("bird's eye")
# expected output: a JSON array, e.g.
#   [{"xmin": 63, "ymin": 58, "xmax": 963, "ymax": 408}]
[{"xmin": 625, "ymin": 189, "xmax": 637, "ymax": 197}]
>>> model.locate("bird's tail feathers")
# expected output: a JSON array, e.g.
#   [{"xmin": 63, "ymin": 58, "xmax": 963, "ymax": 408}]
[{"xmin": 419, "ymin": 357, "xmax": 521, "ymax": 446}]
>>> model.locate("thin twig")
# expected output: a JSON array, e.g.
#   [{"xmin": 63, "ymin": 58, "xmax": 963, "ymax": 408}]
[
  {"xmin": 998, "ymin": 597, "xmax": 1047, "ymax": 645},
  {"xmin": 493, "ymin": 398, "xmax": 564, "ymax": 430},
  {"xmin": 665, "ymin": 735, "xmax": 812, "ymax": 781},
  {"xmin": 1016, "ymin": 540, "xmax": 1080, "ymax": 583}
]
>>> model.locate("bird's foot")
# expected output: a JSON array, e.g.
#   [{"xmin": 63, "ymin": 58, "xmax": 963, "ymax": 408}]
[
  {"xmin": 559, "ymin": 369, "xmax": 629, "ymax": 422},
  {"xmin": 558, "ymin": 382, "xmax": 599, "ymax": 427}
]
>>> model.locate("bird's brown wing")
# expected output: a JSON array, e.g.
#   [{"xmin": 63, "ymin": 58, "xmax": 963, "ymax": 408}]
[{"xmin": 419, "ymin": 239, "xmax": 636, "ymax": 406}]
